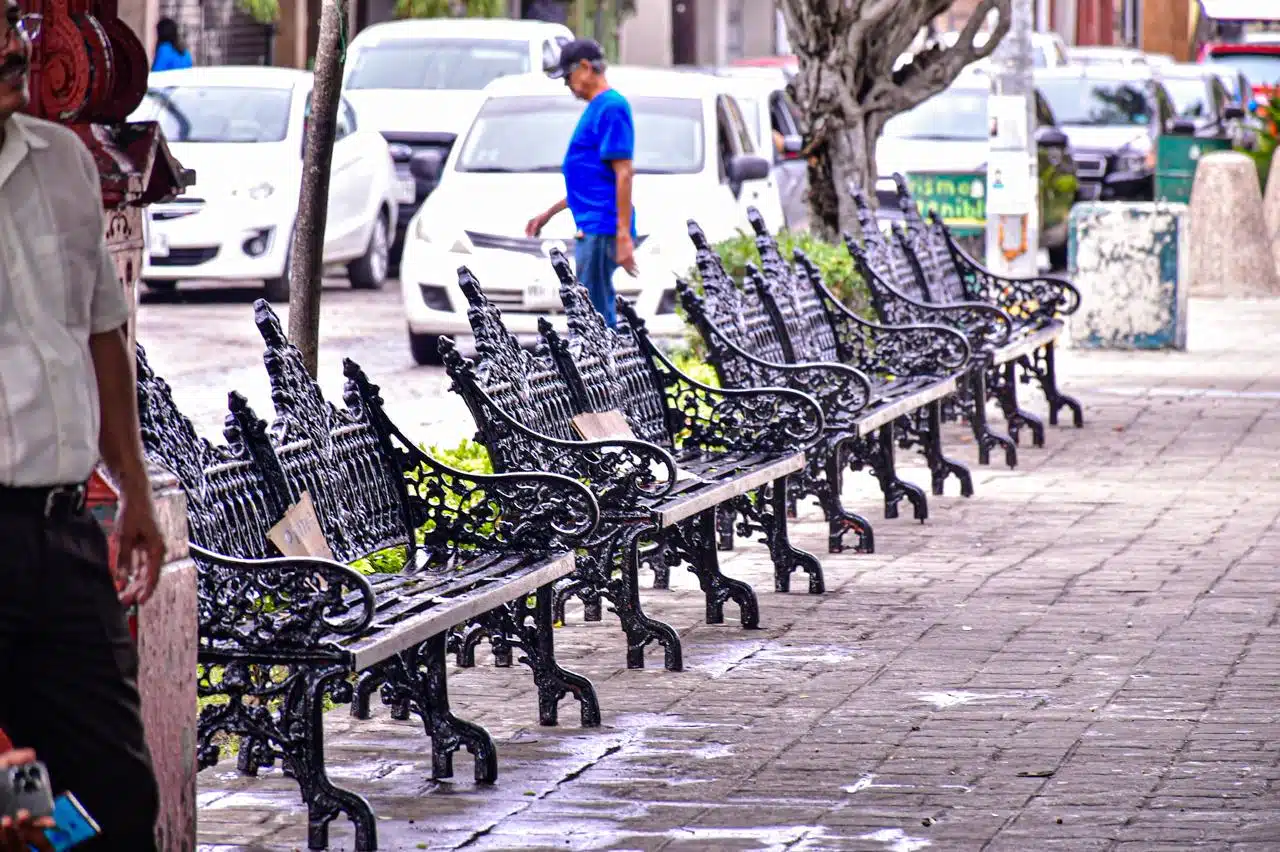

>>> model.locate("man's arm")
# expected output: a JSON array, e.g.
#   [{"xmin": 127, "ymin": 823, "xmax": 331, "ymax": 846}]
[
  {"xmin": 78, "ymin": 139, "xmax": 166, "ymax": 605},
  {"xmin": 526, "ymin": 197, "xmax": 569, "ymax": 236},
  {"xmin": 610, "ymin": 159, "xmax": 637, "ymax": 275}
]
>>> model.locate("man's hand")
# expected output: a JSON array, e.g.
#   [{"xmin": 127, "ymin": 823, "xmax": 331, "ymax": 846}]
[
  {"xmin": 0, "ymin": 750, "xmax": 54, "ymax": 852},
  {"xmin": 616, "ymin": 233, "xmax": 638, "ymax": 276},
  {"xmin": 524, "ymin": 213, "xmax": 545, "ymax": 238},
  {"xmin": 115, "ymin": 485, "xmax": 165, "ymax": 607}
]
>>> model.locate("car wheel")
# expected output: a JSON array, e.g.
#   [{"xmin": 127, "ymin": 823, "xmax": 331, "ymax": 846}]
[
  {"xmin": 409, "ymin": 330, "xmax": 443, "ymax": 366},
  {"xmin": 349, "ymin": 211, "xmax": 390, "ymax": 291},
  {"xmin": 264, "ymin": 248, "xmax": 291, "ymax": 303},
  {"xmin": 1047, "ymin": 244, "xmax": 1068, "ymax": 272}
]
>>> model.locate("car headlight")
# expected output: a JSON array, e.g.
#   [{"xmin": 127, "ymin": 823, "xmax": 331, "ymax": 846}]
[
  {"xmin": 412, "ymin": 215, "xmax": 472, "ymax": 254},
  {"xmin": 231, "ymin": 181, "xmax": 275, "ymax": 201},
  {"xmin": 1116, "ymin": 150, "xmax": 1154, "ymax": 173}
]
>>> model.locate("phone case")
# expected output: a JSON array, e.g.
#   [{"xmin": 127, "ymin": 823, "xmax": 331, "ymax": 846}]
[
  {"xmin": 37, "ymin": 793, "xmax": 100, "ymax": 851},
  {"xmin": 0, "ymin": 761, "xmax": 54, "ymax": 819}
]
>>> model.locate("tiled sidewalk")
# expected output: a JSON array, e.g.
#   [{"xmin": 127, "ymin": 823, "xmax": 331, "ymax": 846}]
[{"xmin": 197, "ymin": 301, "xmax": 1280, "ymax": 851}]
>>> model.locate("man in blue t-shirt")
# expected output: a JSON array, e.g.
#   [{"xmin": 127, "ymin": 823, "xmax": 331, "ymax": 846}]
[{"xmin": 525, "ymin": 39, "xmax": 636, "ymax": 328}]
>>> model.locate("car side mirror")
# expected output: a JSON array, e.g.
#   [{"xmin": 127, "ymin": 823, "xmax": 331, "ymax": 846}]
[
  {"xmin": 727, "ymin": 154, "xmax": 771, "ymax": 185},
  {"xmin": 1224, "ymin": 104, "xmax": 1245, "ymax": 120},
  {"xmin": 410, "ymin": 150, "xmax": 444, "ymax": 183},
  {"xmin": 1169, "ymin": 117, "xmax": 1197, "ymax": 136},
  {"xmin": 1035, "ymin": 126, "xmax": 1069, "ymax": 147}
]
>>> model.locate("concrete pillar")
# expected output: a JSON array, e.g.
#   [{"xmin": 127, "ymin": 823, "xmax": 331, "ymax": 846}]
[
  {"xmin": 1188, "ymin": 151, "xmax": 1280, "ymax": 297},
  {"xmin": 1262, "ymin": 154, "xmax": 1280, "ymax": 280},
  {"xmin": 1067, "ymin": 201, "xmax": 1190, "ymax": 350},
  {"xmin": 274, "ymin": 0, "xmax": 310, "ymax": 68}
]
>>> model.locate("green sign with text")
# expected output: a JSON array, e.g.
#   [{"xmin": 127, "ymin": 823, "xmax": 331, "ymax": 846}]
[{"xmin": 905, "ymin": 172, "xmax": 987, "ymax": 236}]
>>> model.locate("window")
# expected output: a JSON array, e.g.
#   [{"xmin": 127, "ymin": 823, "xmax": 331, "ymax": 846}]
[
  {"xmin": 1036, "ymin": 78, "xmax": 1152, "ymax": 127},
  {"xmin": 136, "ymin": 85, "xmax": 294, "ymax": 143},
  {"xmin": 455, "ymin": 94, "xmax": 705, "ymax": 174},
  {"xmin": 1210, "ymin": 79, "xmax": 1230, "ymax": 117},
  {"xmin": 882, "ymin": 85, "xmax": 990, "ymax": 140},
  {"xmin": 336, "ymin": 98, "xmax": 357, "ymax": 139},
  {"xmin": 1153, "ymin": 85, "xmax": 1175, "ymax": 127},
  {"xmin": 1034, "ymin": 91, "xmax": 1057, "ymax": 127},
  {"xmin": 1162, "ymin": 77, "xmax": 1211, "ymax": 120},
  {"xmin": 345, "ymin": 38, "xmax": 531, "ymax": 91}
]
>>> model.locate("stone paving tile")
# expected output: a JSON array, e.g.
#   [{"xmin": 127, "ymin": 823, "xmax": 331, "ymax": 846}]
[{"xmin": 196, "ymin": 301, "xmax": 1280, "ymax": 851}]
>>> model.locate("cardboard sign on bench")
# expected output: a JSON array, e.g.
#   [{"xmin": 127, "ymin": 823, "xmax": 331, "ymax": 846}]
[
  {"xmin": 572, "ymin": 410, "xmax": 697, "ymax": 483},
  {"xmin": 268, "ymin": 491, "xmax": 336, "ymax": 561}
]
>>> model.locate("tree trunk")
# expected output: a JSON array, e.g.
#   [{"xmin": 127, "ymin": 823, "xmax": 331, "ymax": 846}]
[
  {"xmin": 806, "ymin": 111, "xmax": 879, "ymax": 243},
  {"xmin": 287, "ymin": 0, "xmax": 347, "ymax": 378}
]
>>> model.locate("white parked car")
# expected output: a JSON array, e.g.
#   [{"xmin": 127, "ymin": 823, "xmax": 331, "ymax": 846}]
[
  {"xmin": 133, "ymin": 67, "xmax": 398, "ymax": 301},
  {"xmin": 399, "ymin": 67, "xmax": 775, "ymax": 365},
  {"xmin": 342, "ymin": 18, "xmax": 576, "ymax": 257}
]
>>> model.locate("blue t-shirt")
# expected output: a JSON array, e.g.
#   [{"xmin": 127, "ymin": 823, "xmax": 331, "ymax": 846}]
[
  {"xmin": 153, "ymin": 42, "xmax": 193, "ymax": 72},
  {"xmin": 563, "ymin": 88, "xmax": 637, "ymax": 237}
]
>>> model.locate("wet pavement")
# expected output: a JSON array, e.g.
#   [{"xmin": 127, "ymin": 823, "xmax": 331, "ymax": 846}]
[{"xmin": 194, "ymin": 300, "xmax": 1280, "ymax": 851}]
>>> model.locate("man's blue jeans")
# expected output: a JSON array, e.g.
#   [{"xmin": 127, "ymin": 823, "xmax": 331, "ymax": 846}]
[{"xmin": 574, "ymin": 232, "xmax": 618, "ymax": 329}]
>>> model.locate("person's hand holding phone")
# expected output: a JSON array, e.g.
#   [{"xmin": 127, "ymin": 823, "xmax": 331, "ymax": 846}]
[{"xmin": 0, "ymin": 750, "xmax": 53, "ymax": 852}]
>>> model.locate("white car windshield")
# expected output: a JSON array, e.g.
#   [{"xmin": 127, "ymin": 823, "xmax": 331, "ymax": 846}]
[
  {"xmin": 1204, "ymin": 52, "xmax": 1280, "ymax": 84},
  {"xmin": 455, "ymin": 94, "xmax": 705, "ymax": 174},
  {"xmin": 882, "ymin": 87, "xmax": 989, "ymax": 141},
  {"xmin": 345, "ymin": 39, "xmax": 530, "ymax": 90},
  {"xmin": 1162, "ymin": 77, "xmax": 1212, "ymax": 118},
  {"xmin": 139, "ymin": 86, "xmax": 293, "ymax": 143},
  {"xmin": 1037, "ymin": 78, "xmax": 1150, "ymax": 126}
]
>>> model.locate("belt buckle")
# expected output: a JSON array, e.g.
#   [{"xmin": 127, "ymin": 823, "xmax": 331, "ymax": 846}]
[{"xmin": 43, "ymin": 485, "xmax": 86, "ymax": 519}]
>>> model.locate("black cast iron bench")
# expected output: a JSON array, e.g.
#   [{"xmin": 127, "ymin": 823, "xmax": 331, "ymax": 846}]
[
  {"xmin": 679, "ymin": 214, "xmax": 973, "ymax": 554},
  {"xmin": 136, "ymin": 341, "xmax": 598, "ymax": 851},
  {"xmin": 842, "ymin": 189, "xmax": 1029, "ymax": 468},
  {"xmin": 440, "ymin": 258, "xmax": 825, "ymax": 672},
  {"xmin": 884, "ymin": 173, "xmax": 1085, "ymax": 431}
]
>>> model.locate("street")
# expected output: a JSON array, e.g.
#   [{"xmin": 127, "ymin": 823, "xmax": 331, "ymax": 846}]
[{"xmin": 136, "ymin": 279, "xmax": 477, "ymax": 450}]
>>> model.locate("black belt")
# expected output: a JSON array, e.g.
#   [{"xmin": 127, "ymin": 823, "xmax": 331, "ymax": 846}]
[{"xmin": 0, "ymin": 483, "xmax": 88, "ymax": 519}]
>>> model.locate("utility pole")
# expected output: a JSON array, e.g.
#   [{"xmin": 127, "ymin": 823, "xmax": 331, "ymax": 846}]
[{"xmin": 985, "ymin": 0, "xmax": 1039, "ymax": 277}]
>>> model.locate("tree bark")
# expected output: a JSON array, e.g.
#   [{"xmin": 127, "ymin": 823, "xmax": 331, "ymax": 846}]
[
  {"xmin": 782, "ymin": 0, "xmax": 1011, "ymax": 242},
  {"xmin": 287, "ymin": 0, "xmax": 347, "ymax": 378}
]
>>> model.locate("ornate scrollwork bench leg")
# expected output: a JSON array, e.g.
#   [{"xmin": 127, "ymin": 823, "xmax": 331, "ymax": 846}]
[
  {"xmin": 1019, "ymin": 343, "xmax": 1084, "ymax": 429},
  {"xmin": 959, "ymin": 363, "xmax": 1018, "ymax": 468},
  {"xmin": 791, "ymin": 441, "xmax": 875, "ymax": 555},
  {"xmin": 376, "ymin": 633, "xmax": 499, "ymax": 784},
  {"xmin": 199, "ymin": 661, "xmax": 379, "ymax": 851},
  {"xmin": 730, "ymin": 478, "xmax": 825, "ymax": 594},
  {"xmin": 895, "ymin": 403, "xmax": 975, "ymax": 498},
  {"xmin": 845, "ymin": 425, "xmax": 929, "ymax": 522},
  {"xmin": 666, "ymin": 510, "xmax": 760, "ymax": 628},
  {"xmin": 498, "ymin": 586, "xmax": 601, "ymax": 727},
  {"xmin": 988, "ymin": 360, "xmax": 1045, "ymax": 448}
]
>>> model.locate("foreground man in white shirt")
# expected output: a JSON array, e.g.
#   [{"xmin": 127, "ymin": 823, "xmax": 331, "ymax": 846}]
[{"xmin": 0, "ymin": 2, "xmax": 164, "ymax": 848}]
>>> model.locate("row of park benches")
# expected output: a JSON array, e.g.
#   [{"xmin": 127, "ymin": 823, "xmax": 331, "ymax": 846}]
[{"xmin": 136, "ymin": 176, "xmax": 1083, "ymax": 849}]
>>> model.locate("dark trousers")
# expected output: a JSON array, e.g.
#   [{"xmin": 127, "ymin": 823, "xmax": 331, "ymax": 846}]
[
  {"xmin": 574, "ymin": 232, "xmax": 619, "ymax": 328},
  {"xmin": 0, "ymin": 508, "xmax": 160, "ymax": 851}
]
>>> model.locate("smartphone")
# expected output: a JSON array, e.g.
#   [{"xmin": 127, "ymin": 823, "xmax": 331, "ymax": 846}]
[{"xmin": 31, "ymin": 793, "xmax": 99, "ymax": 852}]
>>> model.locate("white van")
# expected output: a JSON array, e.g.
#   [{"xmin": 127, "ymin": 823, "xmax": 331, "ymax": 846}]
[
  {"xmin": 397, "ymin": 67, "xmax": 775, "ymax": 364},
  {"xmin": 342, "ymin": 18, "xmax": 575, "ymax": 255}
]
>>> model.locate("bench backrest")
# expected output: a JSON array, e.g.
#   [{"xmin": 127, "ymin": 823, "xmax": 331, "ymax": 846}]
[
  {"xmin": 848, "ymin": 188, "xmax": 934, "ymax": 304},
  {"xmin": 889, "ymin": 173, "xmax": 969, "ymax": 304},
  {"xmin": 538, "ymin": 251, "xmax": 674, "ymax": 450},
  {"xmin": 444, "ymin": 271, "xmax": 583, "ymax": 476},
  {"xmin": 744, "ymin": 209, "xmax": 842, "ymax": 365},
  {"xmin": 679, "ymin": 220, "xmax": 791, "ymax": 380},
  {"xmin": 136, "ymin": 345, "xmax": 288, "ymax": 565},
  {"xmin": 253, "ymin": 302, "xmax": 412, "ymax": 565}
]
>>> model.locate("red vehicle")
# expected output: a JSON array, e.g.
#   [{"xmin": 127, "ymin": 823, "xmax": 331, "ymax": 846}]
[{"xmin": 1196, "ymin": 0, "xmax": 1280, "ymax": 105}]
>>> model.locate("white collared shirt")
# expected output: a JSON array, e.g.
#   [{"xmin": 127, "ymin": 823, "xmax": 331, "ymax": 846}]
[{"xmin": 0, "ymin": 113, "xmax": 132, "ymax": 487}]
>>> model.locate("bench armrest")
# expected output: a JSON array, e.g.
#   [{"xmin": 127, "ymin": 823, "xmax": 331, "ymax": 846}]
[
  {"xmin": 804, "ymin": 267, "xmax": 973, "ymax": 379},
  {"xmin": 646, "ymin": 343, "xmax": 825, "ymax": 453},
  {"xmin": 192, "ymin": 543, "xmax": 375, "ymax": 658},
  {"xmin": 386, "ymin": 427, "xmax": 602, "ymax": 550},
  {"xmin": 933, "ymin": 213, "xmax": 1081, "ymax": 320},
  {"xmin": 688, "ymin": 311, "xmax": 874, "ymax": 432}
]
